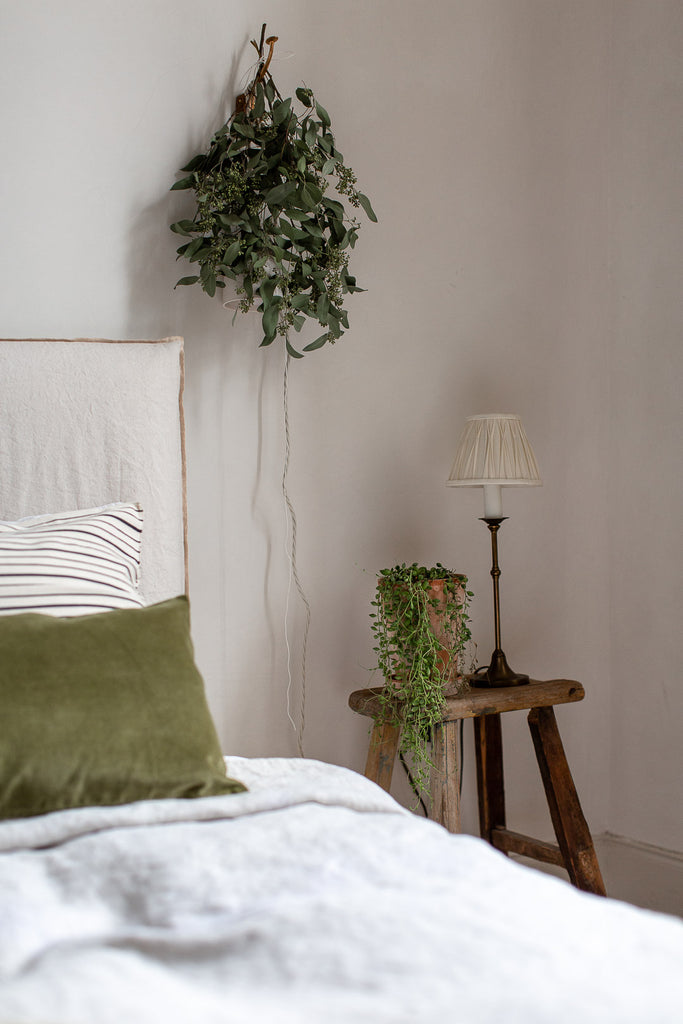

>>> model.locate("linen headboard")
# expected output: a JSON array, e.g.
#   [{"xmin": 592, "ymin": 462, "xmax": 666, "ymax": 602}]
[{"xmin": 0, "ymin": 338, "xmax": 187, "ymax": 604}]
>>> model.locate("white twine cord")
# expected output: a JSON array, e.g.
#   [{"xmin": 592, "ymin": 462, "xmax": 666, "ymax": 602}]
[{"xmin": 282, "ymin": 353, "xmax": 310, "ymax": 757}]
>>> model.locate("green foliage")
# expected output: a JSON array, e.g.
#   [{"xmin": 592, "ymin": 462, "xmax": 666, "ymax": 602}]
[
  {"xmin": 371, "ymin": 564, "xmax": 474, "ymax": 799},
  {"xmin": 169, "ymin": 44, "xmax": 376, "ymax": 357}
]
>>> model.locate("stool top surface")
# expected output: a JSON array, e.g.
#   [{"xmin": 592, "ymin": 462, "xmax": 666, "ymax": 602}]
[{"xmin": 349, "ymin": 678, "xmax": 585, "ymax": 721}]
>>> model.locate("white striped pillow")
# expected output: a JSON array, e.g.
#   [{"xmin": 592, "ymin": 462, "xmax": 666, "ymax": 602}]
[{"xmin": 0, "ymin": 503, "xmax": 144, "ymax": 616}]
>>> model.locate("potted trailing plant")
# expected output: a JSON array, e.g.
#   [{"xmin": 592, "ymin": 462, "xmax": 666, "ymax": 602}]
[
  {"xmin": 170, "ymin": 25, "xmax": 376, "ymax": 358},
  {"xmin": 371, "ymin": 564, "xmax": 474, "ymax": 798}
]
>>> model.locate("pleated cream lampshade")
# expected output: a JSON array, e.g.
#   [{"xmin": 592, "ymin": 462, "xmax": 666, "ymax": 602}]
[{"xmin": 447, "ymin": 414, "xmax": 541, "ymax": 518}]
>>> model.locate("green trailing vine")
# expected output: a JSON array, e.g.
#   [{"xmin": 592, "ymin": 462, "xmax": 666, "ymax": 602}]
[
  {"xmin": 371, "ymin": 564, "xmax": 474, "ymax": 798},
  {"xmin": 170, "ymin": 25, "xmax": 376, "ymax": 358}
]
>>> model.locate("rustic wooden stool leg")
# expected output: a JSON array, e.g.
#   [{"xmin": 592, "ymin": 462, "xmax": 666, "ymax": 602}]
[
  {"xmin": 364, "ymin": 719, "xmax": 401, "ymax": 792},
  {"xmin": 430, "ymin": 720, "xmax": 461, "ymax": 833},
  {"xmin": 527, "ymin": 706, "xmax": 606, "ymax": 896},
  {"xmin": 474, "ymin": 713, "xmax": 506, "ymax": 845}
]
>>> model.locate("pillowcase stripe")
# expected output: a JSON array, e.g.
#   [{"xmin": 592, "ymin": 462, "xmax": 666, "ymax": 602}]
[
  {"xmin": 0, "ymin": 548, "xmax": 139, "ymax": 583},
  {"xmin": 0, "ymin": 503, "xmax": 144, "ymax": 616}
]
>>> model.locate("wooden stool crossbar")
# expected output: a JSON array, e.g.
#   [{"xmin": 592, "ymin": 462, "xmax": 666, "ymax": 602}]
[{"xmin": 349, "ymin": 678, "xmax": 606, "ymax": 896}]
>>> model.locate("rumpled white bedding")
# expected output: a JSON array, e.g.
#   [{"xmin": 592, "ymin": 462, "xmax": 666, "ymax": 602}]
[{"xmin": 0, "ymin": 757, "xmax": 681, "ymax": 1024}]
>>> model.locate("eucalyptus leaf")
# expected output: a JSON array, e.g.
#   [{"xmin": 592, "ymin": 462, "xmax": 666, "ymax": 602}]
[
  {"xmin": 259, "ymin": 276, "xmax": 278, "ymax": 303},
  {"xmin": 300, "ymin": 183, "xmax": 323, "ymax": 210},
  {"xmin": 323, "ymin": 197, "xmax": 345, "ymax": 216},
  {"xmin": 296, "ymin": 86, "xmax": 313, "ymax": 106},
  {"xmin": 265, "ymin": 181, "xmax": 298, "ymax": 206},
  {"xmin": 316, "ymin": 293, "xmax": 330, "ymax": 325},
  {"xmin": 279, "ymin": 220, "xmax": 308, "ymax": 242},
  {"xmin": 302, "ymin": 220, "xmax": 323, "ymax": 238},
  {"xmin": 246, "ymin": 151, "xmax": 262, "ymax": 172},
  {"xmin": 327, "ymin": 316, "xmax": 342, "ymax": 339},
  {"xmin": 218, "ymin": 213, "xmax": 244, "ymax": 228},
  {"xmin": 286, "ymin": 339, "xmax": 304, "ymax": 358},
  {"xmin": 357, "ymin": 192, "xmax": 378, "ymax": 222},
  {"xmin": 184, "ymin": 237, "xmax": 206, "ymax": 259},
  {"xmin": 170, "ymin": 220, "xmax": 197, "ymax": 237},
  {"xmin": 272, "ymin": 98, "xmax": 292, "ymax": 126},
  {"xmin": 180, "ymin": 155, "xmax": 205, "ymax": 173},
  {"xmin": 262, "ymin": 302, "xmax": 280, "ymax": 338},
  {"xmin": 315, "ymin": 101, "xmax": 331, "ymax": 127},
  {"xmin": 253, "ymin": 84, "xmax": 266, "ymax": 118},
  {"xmin": 170, "ymin": 175, "xmax": 196, "ymax": 192},
  {"xmin": 232, "ymin": 120, "xmax": 255, "ymax": 139},
  {"xmin": 303, "ymin": 333, "xmax": 329, "ymax": 352},
  {"xmin": 223, "ymin": 241, "xmax": 241, "ymax": 265},
  {"xmin": 200, "ymin": 264, "xmax": 217, "ymax": 296}
]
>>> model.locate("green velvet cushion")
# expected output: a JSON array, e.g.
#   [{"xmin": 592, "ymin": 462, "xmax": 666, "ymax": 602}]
[{"xmin": 0, "ymin": 596, "xmax": 245, "ymax": 820}]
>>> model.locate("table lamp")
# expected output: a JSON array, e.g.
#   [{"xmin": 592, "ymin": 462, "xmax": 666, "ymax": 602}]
[{"xmin": 447, "ymin": 413, "xmax": 541, "ymax": 687}]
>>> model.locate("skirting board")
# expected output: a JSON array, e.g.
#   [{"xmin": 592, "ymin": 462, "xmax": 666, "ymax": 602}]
[
  {"xmin": 512, "ymin": 832, "xmax": 683, "ymax": 919},
  {"xmin": 595, "ymin": 832, "xmax": 683, "ymax": 919}
]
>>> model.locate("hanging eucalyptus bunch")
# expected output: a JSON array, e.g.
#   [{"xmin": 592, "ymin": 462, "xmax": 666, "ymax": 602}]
[
  {"xmin": 170, "ymin": 26, "xmax": 376, "ymax": 357},
  {"xmin": 371, "ymin": 564, "xmax": 474, "ymax": 797}
]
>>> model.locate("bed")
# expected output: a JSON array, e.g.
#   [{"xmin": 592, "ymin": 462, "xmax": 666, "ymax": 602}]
[{"xmin": 1, "ymin": 337, "xmax": 682, "ymax": 1024}]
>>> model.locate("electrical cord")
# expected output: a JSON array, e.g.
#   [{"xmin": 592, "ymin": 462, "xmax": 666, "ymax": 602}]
[{"xmin": 282, "ymin": 353, "xmax": 311, "ymax": 758}]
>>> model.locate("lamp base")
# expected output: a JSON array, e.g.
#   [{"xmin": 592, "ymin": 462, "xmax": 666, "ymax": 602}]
[{"xmin": 470, "ymin": 649, "xmax": 530, "ymax": 688}]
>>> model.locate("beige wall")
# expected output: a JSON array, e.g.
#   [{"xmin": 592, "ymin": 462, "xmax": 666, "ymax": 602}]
[
  {"xmin": 1, "ymin": 1, "xmax": 680, "ymax": 886},
  {"xmin": 606, "ymin": 0, "xmax": 682, "ymax": 851}
]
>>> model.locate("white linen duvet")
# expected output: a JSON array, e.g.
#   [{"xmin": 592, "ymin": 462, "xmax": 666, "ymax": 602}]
[{"xmin": 1, "ymin": 757, "xmax": 681, "ymax": 1024}]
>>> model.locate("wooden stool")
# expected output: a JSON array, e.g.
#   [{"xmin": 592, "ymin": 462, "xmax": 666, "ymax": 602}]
[{"xmin": 349, "ymin": 678, "xmax": 606, "ymax": 896}]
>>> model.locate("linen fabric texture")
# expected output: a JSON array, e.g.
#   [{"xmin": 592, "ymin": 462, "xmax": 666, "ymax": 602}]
[
  {"xmin": 0, "ymin": 338, "xmax": 186, "ymax": 605},
  {"xmin": 0, "ymin": 503, "xmax": 144, "ymax": 616},
  {"xmin": 0, "ymin": 596, "xmax": 245, "ymax": 820}
]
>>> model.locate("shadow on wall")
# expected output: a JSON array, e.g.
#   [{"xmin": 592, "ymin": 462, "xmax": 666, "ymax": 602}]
[{"xmin": 123, "ymin": 41, "xmax": 247, "ymax": 339}]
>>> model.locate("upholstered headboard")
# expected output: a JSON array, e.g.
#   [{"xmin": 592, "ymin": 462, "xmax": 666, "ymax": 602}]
[{"xmin": 0, "ymin": 338, "xmax": 187, "ymax": 604}]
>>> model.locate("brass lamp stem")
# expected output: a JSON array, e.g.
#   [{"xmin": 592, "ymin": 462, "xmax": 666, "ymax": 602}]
[
  {"xmin": 470, "ymin": 517, "xmax": 530, "ymax": 688},
  {"xmin": 488, "ymin": 519, "xmax": 503, "ymax": 651}
]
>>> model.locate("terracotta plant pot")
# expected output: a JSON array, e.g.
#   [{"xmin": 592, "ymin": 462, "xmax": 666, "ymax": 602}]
[
  {"xmin": 377, "ymin": 574, "xmax": 470, "ymax": 699},
  {"xmin": 423, "ymin": 578, "xmax": 470, "ymax": 697}
]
